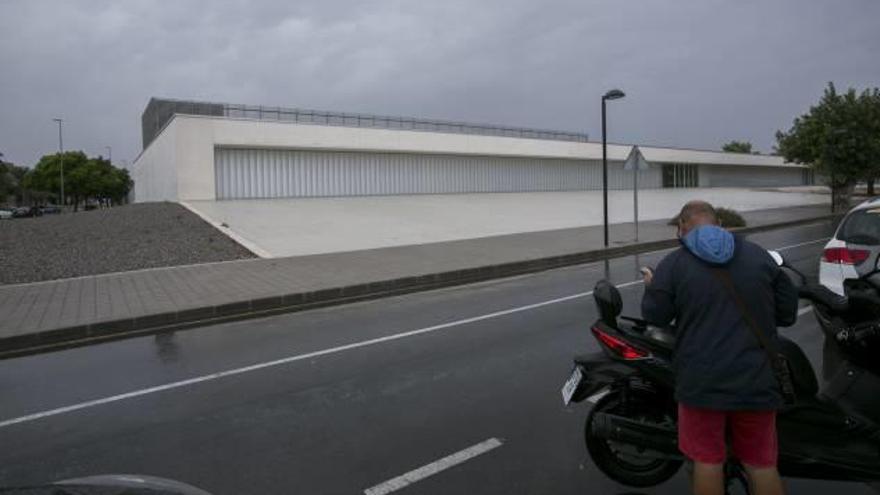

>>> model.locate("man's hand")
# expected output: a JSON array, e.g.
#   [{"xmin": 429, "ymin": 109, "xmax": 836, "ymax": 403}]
[{"xmin": 640, "ymin": 267, "xmax": 654, "ymax": 285}]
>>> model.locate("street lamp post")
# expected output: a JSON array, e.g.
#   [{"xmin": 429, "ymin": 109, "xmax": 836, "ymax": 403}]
[
  {"xmin": 601, "ymin": 89, "xmax": 625, "ymax": 248},
  {"xmin": 106, "ymin": 146, "xmax": 112, "ymax": 165},
  {"xmin": 52, "ymin": 118, "xmax": 64, "ymax": 208}
]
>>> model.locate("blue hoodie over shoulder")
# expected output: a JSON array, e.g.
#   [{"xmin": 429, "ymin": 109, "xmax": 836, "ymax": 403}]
[{"xmin": 681, "ymin": 225, "xmax": 735, "ymax": 265}]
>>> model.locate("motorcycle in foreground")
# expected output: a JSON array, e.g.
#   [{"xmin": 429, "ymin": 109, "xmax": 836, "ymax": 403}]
[{"xmin": 562, "ymin": 250, "xmax": 880, "ymax": 493}]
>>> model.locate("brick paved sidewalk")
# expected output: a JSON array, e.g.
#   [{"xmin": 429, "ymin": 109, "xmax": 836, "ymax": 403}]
[{"xmin": 0, "ymin": 204, "xmax": 832, "ymax": 356}]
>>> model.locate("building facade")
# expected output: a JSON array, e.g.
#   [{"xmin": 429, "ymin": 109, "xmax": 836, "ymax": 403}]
[{"xmin": 133, "ymin": 98, "xmax": 812, "ymax": 202}]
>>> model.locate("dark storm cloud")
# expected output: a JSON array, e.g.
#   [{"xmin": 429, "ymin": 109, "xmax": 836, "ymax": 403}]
[{"xmin": 1, "ymin": 0, "xmax": 878, "ymax": 167}]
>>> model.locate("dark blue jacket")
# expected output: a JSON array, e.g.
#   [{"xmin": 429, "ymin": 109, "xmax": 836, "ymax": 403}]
[{"xmin": 641, "ymin": 228, "xmax": 798, "ymax": 410}]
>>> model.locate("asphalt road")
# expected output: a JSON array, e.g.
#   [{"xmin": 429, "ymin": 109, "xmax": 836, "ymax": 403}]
[{"xmin": 0, "ymin": 220, "xmax": 873, "ymax": 495}]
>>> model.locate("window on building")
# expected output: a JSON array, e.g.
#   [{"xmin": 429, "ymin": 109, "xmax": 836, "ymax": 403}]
[
  {"xmin": 802, "ymin": 168, "xmax": 815, "ymax": 185},
  {"xmin": 662, "ymin": 164, "xmax": 699, "ymax": 188}
]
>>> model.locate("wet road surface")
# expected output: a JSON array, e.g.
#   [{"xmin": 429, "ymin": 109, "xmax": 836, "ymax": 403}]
[{"xmin": 1, "ymin": 221, "xmax": 874, "ymax": 494}]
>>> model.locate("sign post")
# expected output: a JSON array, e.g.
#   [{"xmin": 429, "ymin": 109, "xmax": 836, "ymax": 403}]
[{"xmin": 623, "ymin": 146, "xmax": 651, "ymax": 241}]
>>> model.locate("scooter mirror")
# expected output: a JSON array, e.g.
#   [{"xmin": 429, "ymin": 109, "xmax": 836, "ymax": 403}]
[
  {"xmin": 768, "ymin": 250, "xmax": 785, "ymax": 267},
  {"xmin": 593, "ymin": 280, "xmax": 623, "ymax": 325}
]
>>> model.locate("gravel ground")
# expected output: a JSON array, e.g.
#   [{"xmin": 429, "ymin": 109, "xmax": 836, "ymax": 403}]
[{"xmin": 0, "ymin": 202, "xmax": 256, "ymax": 285}]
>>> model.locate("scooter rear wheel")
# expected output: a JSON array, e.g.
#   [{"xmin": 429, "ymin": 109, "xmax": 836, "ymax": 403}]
[{"xmin": 584, "ymin": 393, "xmax": 682, "ymax": 488}]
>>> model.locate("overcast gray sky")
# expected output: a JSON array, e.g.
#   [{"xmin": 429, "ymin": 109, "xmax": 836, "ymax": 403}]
[{"xmin": 1, "ymin": 0, "xmax": 878, "ymax": 167}]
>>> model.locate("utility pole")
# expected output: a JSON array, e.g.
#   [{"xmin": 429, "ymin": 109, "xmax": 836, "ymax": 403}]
[
  {"xmin": 106, "ymin": 146, "xmax": 112, "ymax": 165},
  {"xmin": 52, "ymin": 118, "xmax": 64, "ymax": 208}
]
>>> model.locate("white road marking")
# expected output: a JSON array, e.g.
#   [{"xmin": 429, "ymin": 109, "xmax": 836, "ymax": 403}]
[
  {"xmin": 0, "ymin": 236, "xmax": 828, "ymax": 430},
  {"xmin": 798, "ymin": 305, "xmax": 814, "ymax": 316},
  {"xmin": 0, "ymin": 282, "xmax": 642, "ymax": 429},
  {"xmin": 776, "ymin": 238, "xmax": 829, "ymax": 251},
  {"xmin": 363, "ymin": 438, "xmax": 503, "ymax": 495}
]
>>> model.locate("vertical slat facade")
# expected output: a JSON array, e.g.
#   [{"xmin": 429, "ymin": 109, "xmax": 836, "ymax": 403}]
[
  {"xmin": 701, "ymin": 165, "xmax": 807, "ymax": 188},
  {"xmin": 214, "ymin": 147, "xmax": 663, "ymax": 200}
]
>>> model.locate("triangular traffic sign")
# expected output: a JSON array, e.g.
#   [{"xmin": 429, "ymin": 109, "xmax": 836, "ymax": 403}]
[{"xmin": 623, "ymin": 145, "xmax": 651, "ymax": 171}]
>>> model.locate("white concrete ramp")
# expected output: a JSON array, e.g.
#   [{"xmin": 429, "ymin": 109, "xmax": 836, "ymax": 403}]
[{"xmin": 186, "ymin": 188, "xmax": 829, "ymax": 258}]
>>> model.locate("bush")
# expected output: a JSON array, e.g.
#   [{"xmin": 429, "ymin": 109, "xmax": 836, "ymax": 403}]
[
  {"xmin": 667, "ymin": 207, "xmax": 747, "ymax": 228},
  {"xmin": 717, "ymin": 207, "xmax": 746, "ymax": 228}
]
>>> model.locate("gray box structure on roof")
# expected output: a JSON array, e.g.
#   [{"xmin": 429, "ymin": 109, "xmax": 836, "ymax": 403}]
[{"xmin": 140, "ymin": 97, "xmax": 589, "ymax": 150}]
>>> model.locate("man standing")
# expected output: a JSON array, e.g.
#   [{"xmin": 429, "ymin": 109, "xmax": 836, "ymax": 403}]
[{"xmin": 642, "ymin": 201, "xmax": 798, "ymax": 495}]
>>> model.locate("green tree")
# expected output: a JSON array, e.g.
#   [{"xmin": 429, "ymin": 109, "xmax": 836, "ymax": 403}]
[
  {"xmin": 107, "ymin": 166, "xmax": 133, "ymax": 203},
  {"xmin": 0, "ymin": 152, "xmax": 14, "ymax": 200},
  {"xmin": 864, "ymin": 89, "xmax": 880, "ymax": 196},
  {"xmin": 26, "ymin": 152, "xmax": 133, "ymax": 210},
  {"xmin": 81, "ymin": 156, "xmax": 133, "ymax": 204},
  {"xmin": 27, "ymin": 151, "xmax": 91, "ymax": 210},
  {"xmin": 776, "ymin": 83, "xmax": 880, "ymax": 212},
  {"xmin": 1, "ymin": 152, "xmax": 33, "ymax": 205},
  {"xmin": 722, "ymin": 141, "xmax": 754, "ymax": 154}
]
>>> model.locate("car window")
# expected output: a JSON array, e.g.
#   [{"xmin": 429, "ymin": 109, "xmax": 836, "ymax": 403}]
[{"xmin": 840, "ymin": 208, "xmax": 880, "ymax": 245}]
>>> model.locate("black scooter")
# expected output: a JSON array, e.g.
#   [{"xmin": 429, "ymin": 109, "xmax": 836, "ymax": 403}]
[{"xmin": 561, "ymin": 250, "xmax": 880, "ymax": 493}]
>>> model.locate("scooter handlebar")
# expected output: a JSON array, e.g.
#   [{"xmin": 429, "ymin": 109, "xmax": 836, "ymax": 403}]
[{"xmin": 797, "ymin": 285, "xmax": 849, "ymax": 314}]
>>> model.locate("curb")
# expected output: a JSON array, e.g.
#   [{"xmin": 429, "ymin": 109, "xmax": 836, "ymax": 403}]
[{"xmin": 0, "ymin": 213, "xmax": 836, "ymax": 359}]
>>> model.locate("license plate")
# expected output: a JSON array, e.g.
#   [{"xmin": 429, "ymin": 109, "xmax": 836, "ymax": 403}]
[{"xmin": 561, "ymin": 366, "xmax": 583, "ymax": 405}]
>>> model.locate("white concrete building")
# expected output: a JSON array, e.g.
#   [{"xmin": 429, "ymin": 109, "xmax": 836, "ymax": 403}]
[{"xmin": 132, "ymin": 98, "xmax": 813, "ymax": 203}]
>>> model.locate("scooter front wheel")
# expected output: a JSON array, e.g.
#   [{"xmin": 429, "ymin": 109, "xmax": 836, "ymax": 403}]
[{"xmin": 584, "ymin": 392, "xmax": 682, "ymax": 488}]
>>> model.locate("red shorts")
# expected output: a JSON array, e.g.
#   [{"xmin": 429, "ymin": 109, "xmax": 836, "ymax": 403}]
[{"xmin": 678, "ymin": 403, "xmax": 778, "ymax": 468}]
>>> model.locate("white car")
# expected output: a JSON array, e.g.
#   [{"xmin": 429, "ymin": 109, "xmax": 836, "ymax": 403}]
[
  {"xmin": 819, "ymin": 197, "xmax": 880, "ymax": 295},
  {"xmin": 0, "ymin": 208, "xmax": 12, "ymax": 220}
]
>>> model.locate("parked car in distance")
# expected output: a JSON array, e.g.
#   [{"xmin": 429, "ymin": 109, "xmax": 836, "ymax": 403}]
[
  {"xmin": 819, "ymin": 197, "xmax": 880, "ymax": 295},
  {"xmin": 40, "ymin": 205, "xmax": 62, "ymax": 214},
  {"xmin": 11, "ymin": 206, "xmax": 42, "ymax": 218},
  {"xmin": 0, "ymin": 208, "xmax": 12, "ymax": 220}
]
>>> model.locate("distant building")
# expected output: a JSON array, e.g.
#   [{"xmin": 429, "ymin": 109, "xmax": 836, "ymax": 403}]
[{"xmin": 132, "ymin": 97, "xmax": 813, "ymax": 202}]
